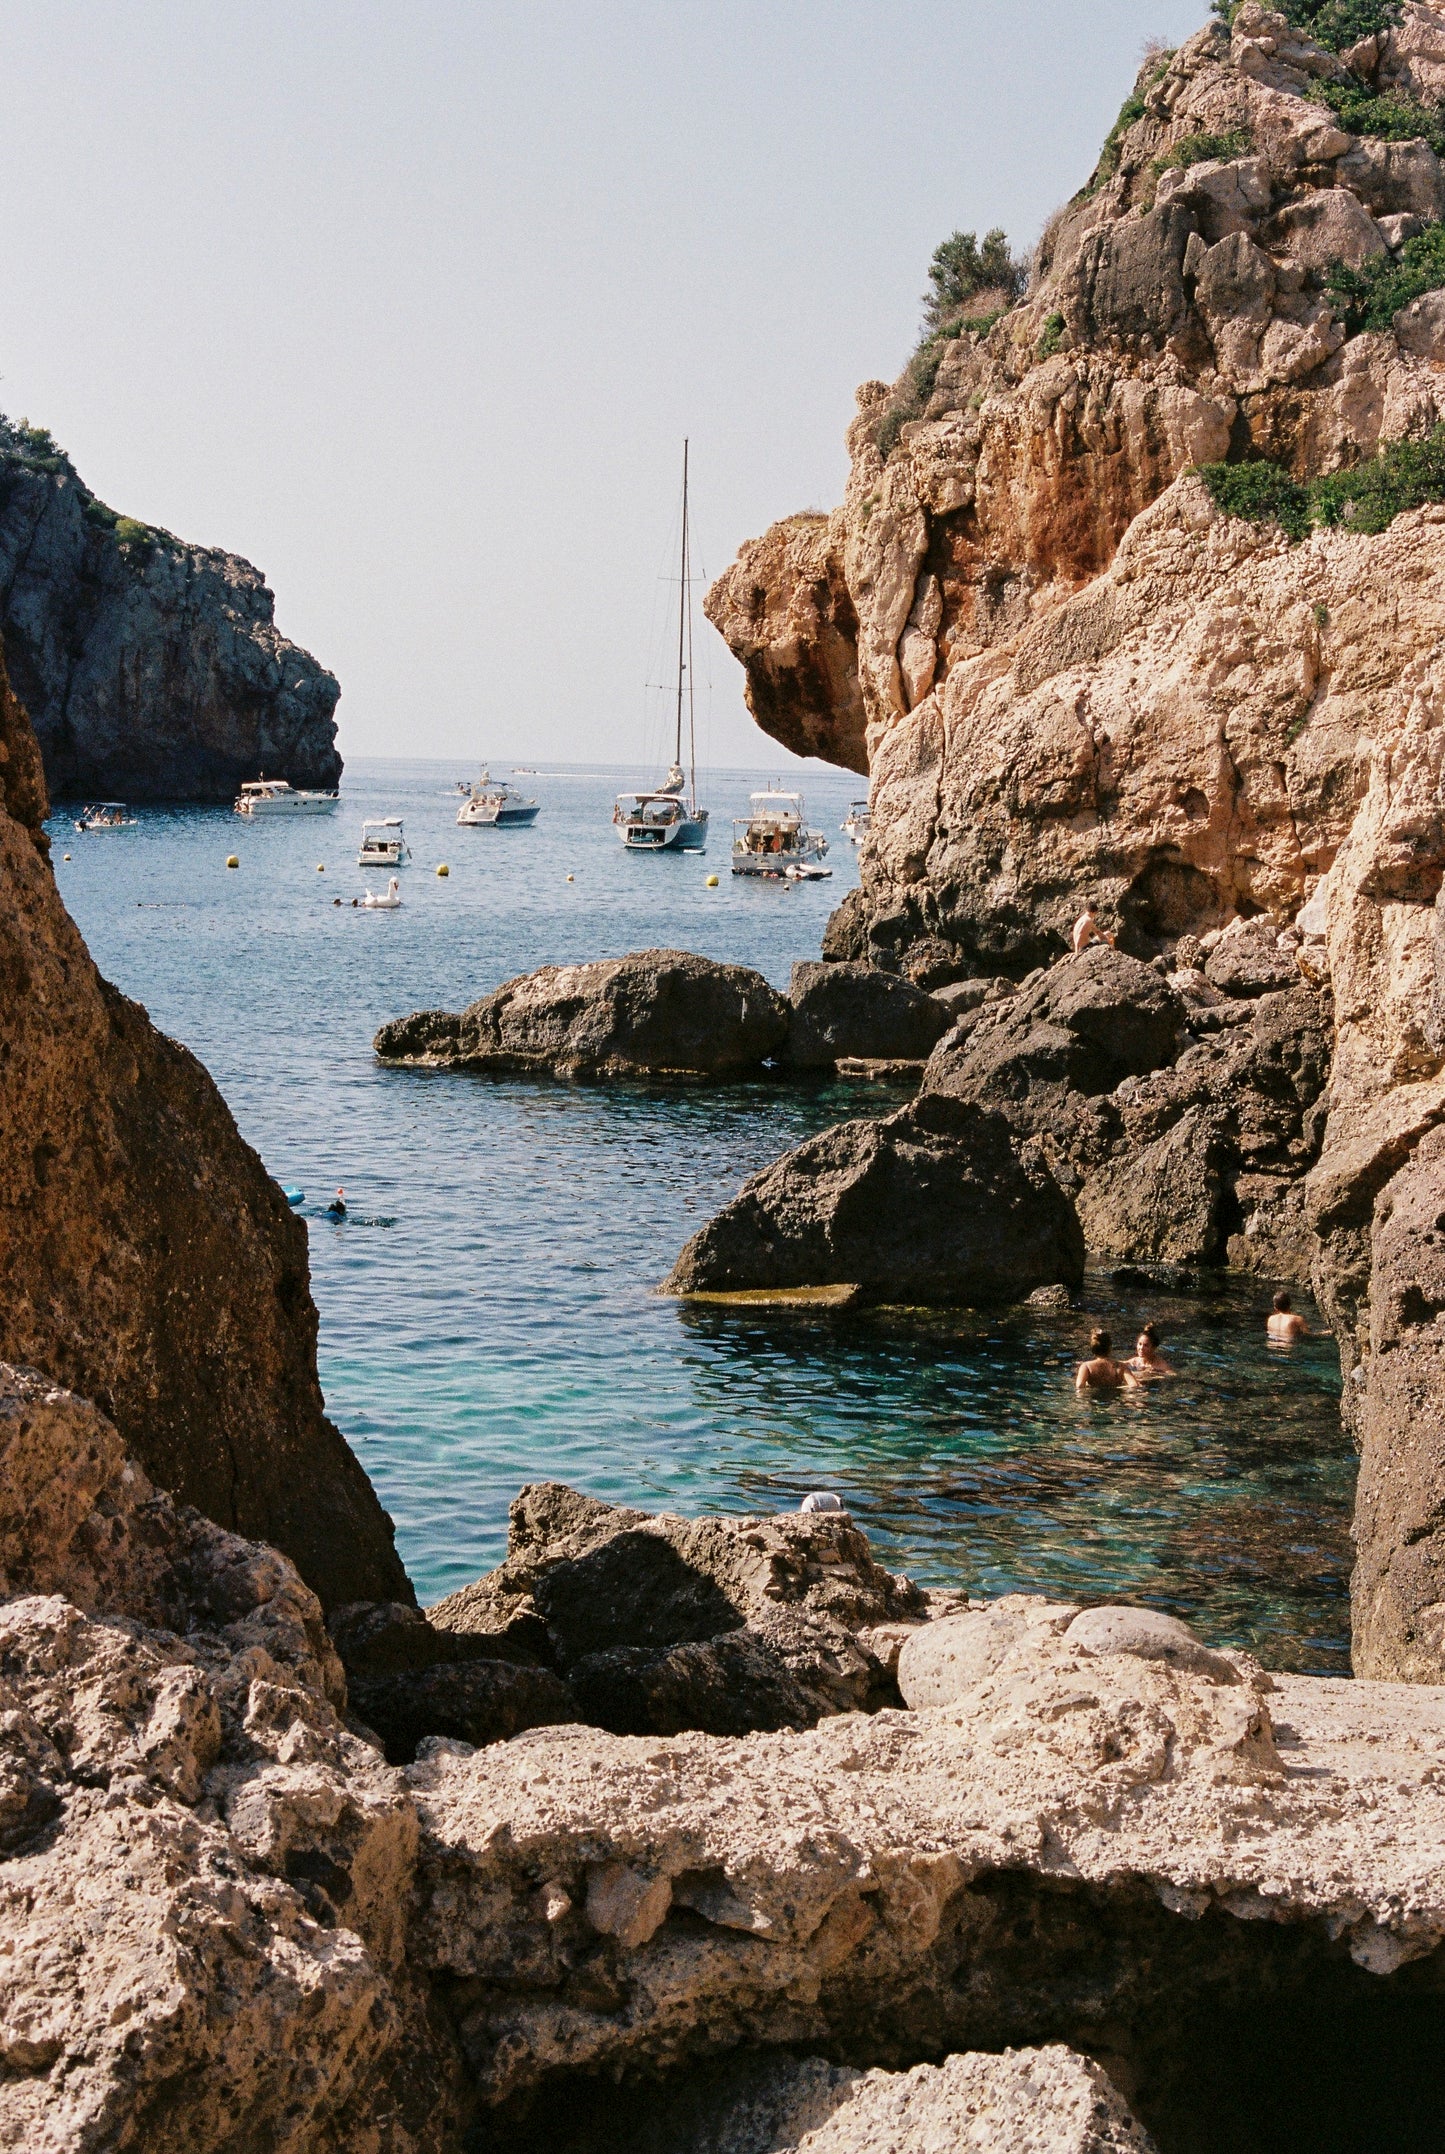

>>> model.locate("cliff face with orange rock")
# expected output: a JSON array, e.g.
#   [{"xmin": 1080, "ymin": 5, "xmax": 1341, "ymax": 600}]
[
  {"xmin": 707, "ymin": 3, "xmax": 1445, "ymax": 1684},
  {"xmin": 0, "ymin": 644, "xmax": 407, "ymax": 1610}
]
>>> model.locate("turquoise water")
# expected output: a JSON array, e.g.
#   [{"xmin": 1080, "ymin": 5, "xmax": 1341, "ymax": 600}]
[{"xmin": 49, "ymin": 757, "xmax": 1352, "ymax": 1672}]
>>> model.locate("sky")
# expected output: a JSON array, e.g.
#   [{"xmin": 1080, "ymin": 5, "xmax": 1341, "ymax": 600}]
[{"xmin": 1, "ymin": 0, "xmax": 1208, "ymax": 772}]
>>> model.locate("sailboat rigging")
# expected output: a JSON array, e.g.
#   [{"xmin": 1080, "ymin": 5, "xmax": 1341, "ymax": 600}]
[{"xmin": 613, "ymin": 441, "xmax": 710, "ymax": 853}]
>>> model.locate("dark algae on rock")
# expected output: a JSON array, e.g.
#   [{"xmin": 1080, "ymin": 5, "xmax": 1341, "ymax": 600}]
[{"xmin": 0, "ymin": 415, "xmax": 341, "ymax": 801}]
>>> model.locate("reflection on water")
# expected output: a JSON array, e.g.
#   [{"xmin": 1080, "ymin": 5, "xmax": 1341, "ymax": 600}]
[{"xmin": 51, "ymin": 758, "xmax": 1353, "ymax": 1672}]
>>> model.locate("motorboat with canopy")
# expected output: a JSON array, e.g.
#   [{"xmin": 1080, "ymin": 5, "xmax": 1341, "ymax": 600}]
[
  {"xmin": 234, "ymin": 777, "xmax": 339, "ymax": 815},
  {"xmin": 456, "ymin": 769, "xmax": 541, "ymax": 827},
  {"xmin": 357, "ymin": 818, "xmax": 411, "ymax": 867},
  {"xmin": 732, "ymin": 789, "xmax": 831, "ymax": 878}
]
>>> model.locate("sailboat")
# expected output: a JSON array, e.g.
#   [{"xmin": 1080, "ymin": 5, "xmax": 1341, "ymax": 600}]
[{"xmin": 613, "ymin": 442, "xmax": 710, "ymax": 853}]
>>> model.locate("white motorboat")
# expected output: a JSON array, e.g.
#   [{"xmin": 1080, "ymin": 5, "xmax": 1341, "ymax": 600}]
[
  {"xmin": 616, "ymin": 441, "xmax": 709, "ymax": 854},
  {"xmin": 357, "ymin": 818, "xmax": 411, "ymax": 867},
  {"xmin": 732, "ymin": 790, "xmax": 831, "ymax": 878},
  {"xmin": 73, "ymin": 801, "xmax": 137, "ymax": 831},
  {"xmin": 841, "ymin": 800, "xmax": 871, "ymax": 845},
  {"xmin": 234, "ymin": 777, "xmax": 339, "ymax": 816},
  {"xmin": 456, "ymin": 769, "xmax": 541, "ymax": 827}
]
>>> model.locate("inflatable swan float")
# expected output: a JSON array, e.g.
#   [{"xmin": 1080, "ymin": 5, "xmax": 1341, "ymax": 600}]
[{"xmin": 360, "ymin": 877, "xmax": 402, "ymax": 909}]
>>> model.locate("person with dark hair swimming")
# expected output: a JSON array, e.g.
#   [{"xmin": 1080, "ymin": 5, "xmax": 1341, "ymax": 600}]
[
  {"xmin": 1075, "ymin": 1328, "xmax": 1139, "ymax": 1393},
  {"xmin": 1267, "ymin": 1289, "xmax": 1308, "ymax": 1342},
  {"xmin": 1127, "ymin": 1322, "xmax": 1176, "ymax": 1378}
]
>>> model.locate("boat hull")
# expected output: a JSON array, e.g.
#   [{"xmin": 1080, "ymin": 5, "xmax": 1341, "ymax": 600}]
[
  {"xmin": 619, "ymin": 815, "xmax": 708, "ymax": 852},
  {"xmin": 235, "ymin": 795, "xmax": 338, "ymax": 816},
  {"xmin": 457, "ymin": 802, "xmax": 541, "ymax": 827}
]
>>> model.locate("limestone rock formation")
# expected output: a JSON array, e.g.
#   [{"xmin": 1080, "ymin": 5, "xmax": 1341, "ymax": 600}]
[
  {"xmin": 786, "ymin": 959, "xmax": 953, "ymax": 1068},
  {"xmin": 407, "ymin": 1584, "xmax": 1445, "ymax": 2141},
  {"xmin": 0, "ymin": 1363, "xmax": 463, "ymax": 2152},
  {"xmin": 374, "ymin": 950, "xmax": 791, "ymax": 1083},
  {"xmin": 427, "ymin": 1482, "xmax": 925, "ymax": 1737},
  {"xmin": 662, "ymin": 1093, "xmax": 1084, "ymax": 1303},
  {"xmin": 0, "ymin": 645, "xmax": 406, "ymax": 1608},
  {"xmin": 709, "ymin": 5, "xmax": 1445, "ymax": 800},
  {"xmin": 536, "ymin": 2045, "xmax": 1159, "ymax": 2154},
  {"xmin": 12, "ymin": 1393, "xmax": 1445, "ymax": 2152},
  {"xmin": 0, "ymin": 416, "xmax": 341, "ymax": 802}
]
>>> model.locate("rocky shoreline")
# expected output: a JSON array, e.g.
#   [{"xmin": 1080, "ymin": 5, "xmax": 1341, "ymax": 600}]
[{"xmin": 10, "ymin": 0, "xmax": 1445, "ymax": 2143}]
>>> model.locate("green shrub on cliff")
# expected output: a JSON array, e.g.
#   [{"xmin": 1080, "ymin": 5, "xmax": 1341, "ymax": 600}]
[
  {"xmin": 1211, "ymin": 0, "xmax": 1401, "ymax": 48},
  {"xmin": 1325, "ymin": 220, "xmax": 1445, "ymax": 330},
  {"xmin": 1080, "ymin": 51, "xmax": 1175, "ymax": 199},
  {"xmin": 1200, "ymin": 426, "xmax": 1445, "ymax": 539},
  {"xmin": 1309, "ymin": 78, "xmax": 1445, "ymax": 156},
  {"xmin": 921, "ymin": 230, "xmax": 1026, "ymax": 332},
  {"xmin": 1153, "ymin": 126, "xmax": 1251, "ymax": 172}
]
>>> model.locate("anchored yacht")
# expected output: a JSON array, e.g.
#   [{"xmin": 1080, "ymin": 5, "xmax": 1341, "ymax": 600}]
[
  {"xmin": 234, "ymin": 777, "xmax": 339, "ymax": 816},
  {"xmin": 456, "ymin": 770, "xmax": 541, "ymax": 827},
  {"xmin": 732, "ymin": 790, "xmax": 831, "ymax": 878},
  {"xmin": 615, "ymin": 442, "xmax": 709, "ymax": 854}
]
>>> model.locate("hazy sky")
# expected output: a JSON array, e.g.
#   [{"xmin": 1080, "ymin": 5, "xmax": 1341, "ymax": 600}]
[{"xmin": 3, "ymin": 0, "xmax": 1206, "ymax": 771}]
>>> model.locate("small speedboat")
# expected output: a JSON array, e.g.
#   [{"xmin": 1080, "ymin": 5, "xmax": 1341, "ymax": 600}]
[
  {"xmin": 732, "ymin": 790, "xmax": 830, "ymax": 878},
  {"xmin": 235, "ymin": 777, "xmax": 338, "ymax": 816},
  {"xmin": 74, "ymin": 801, "xmax": 137, "ymax": 831},
  {"xmin": 841, "ymin": 800, "xmax": 870, "ymax": 845},
  {"xmin": 456, "ymin": 769, "xmax": 541, "ymax": 827},
  {"xmin": 358, "ymin": 819, "xmax": 411, "ymax": 866},
  {"xmin": 361, "ymin": 877, "xmax": 402, "ymax": 909}
]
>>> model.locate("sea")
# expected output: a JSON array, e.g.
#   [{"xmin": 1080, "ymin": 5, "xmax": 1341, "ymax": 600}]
[{"xmin": 51, "ymin": 757, "xmax": 1353, "ymax": 1673}]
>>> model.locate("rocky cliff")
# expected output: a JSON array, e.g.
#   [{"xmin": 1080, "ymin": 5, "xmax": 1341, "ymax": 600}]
[
  {"xmin": 709, "ymin": 0, "xmax": 1445, "ymax": 1684},
  {"xmin": 7, "ymin": 1388, "xmax": 1445, "ymax": 2154},
  {"xmin": 0, "ymin": 415, "xmax": 341, "ymax": 801},
  {"xmin": 0, "ymin": 644, "xmax": 405, "ymax": 1607}
]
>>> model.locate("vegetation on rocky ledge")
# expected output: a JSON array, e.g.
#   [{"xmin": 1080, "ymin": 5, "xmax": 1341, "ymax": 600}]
[
  {"xmin": 1212, "ymin": 0, "xmax": 1402, "ymax": 48},
  {"xmin": 1310, "ymin": 75, "xmax": 1445, "ymax": 156},
  {"xmin": 1202, "ymin": 427, "xmax": 1445, "ymax": 536},
  {"xmin": 1327, "ymin": 219, "xmax": 1445, "ymax": 330},
  {"xmin": 1, "ymin": 415, "xmax": 175, "ymax": 562}
]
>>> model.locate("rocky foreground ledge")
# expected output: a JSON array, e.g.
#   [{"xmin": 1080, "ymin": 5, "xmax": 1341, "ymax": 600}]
[{"xmin": 7, "ymin": 1358, "xmax": 1445, "ymax": 2152}]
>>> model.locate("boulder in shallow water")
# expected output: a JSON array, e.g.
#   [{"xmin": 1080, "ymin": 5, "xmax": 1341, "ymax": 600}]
[
  {"xmin": 786, "ymin": 960, "xmax": 953, "ymax": 1068},
  {"xmin": 374, "ymin": 948, "xmax": 790, "ymax": 1081},
  {"xmin": 663, "ymin": 1093, "xmax": 1084, "ymax": 1304}
]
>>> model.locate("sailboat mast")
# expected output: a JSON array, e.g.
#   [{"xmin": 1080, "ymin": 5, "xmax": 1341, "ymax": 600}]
[{"xmin": 674, "ymin": 440, "xmax": 689, "ymax": 781}]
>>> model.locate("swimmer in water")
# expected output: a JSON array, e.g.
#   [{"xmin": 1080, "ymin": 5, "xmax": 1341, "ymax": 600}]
[
  {"xmin": 1075, "ymin": 1328, "xmax": 1140, "ymax": 1393},
  {"xmin": 1266, "ymin": 1289, "xmax": 1308, "ymax": 1342},
  {"xmin": 327, "ymin": 1187, "xmax": 347, "ymax": 1219},
  {"xmin": 1072, "ymin": 903, "xmax": 1117, "ymax": 955},
  {"xmin": 1127, "ymin": 1322, "xmax": 1176, "ymax": 1378}
]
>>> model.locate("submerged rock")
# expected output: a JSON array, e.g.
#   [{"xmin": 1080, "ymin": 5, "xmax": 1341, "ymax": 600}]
[
  {"xmin": 664, "ymin": 1093, "xmax": 1084, "ymax": 1304},
  {"xmin": 375, "ymin": 949, "xmax": 790, "ymax": 1081},
  {"xmin": 0, "ymin": 642, "xmax": 405, "ymax": 1608},
  {"xmin": 0, "ymin": 415, "xmax": 340, "ymax": 802}
]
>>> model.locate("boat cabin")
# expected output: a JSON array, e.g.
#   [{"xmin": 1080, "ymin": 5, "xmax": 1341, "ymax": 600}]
[{"xmin": 357, "ymin": 818, "xmax": 411, "ymax": 865}]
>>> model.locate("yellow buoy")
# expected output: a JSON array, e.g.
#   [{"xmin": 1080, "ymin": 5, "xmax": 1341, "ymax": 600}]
[
  {"xmin": 706, "ymin": 874, "xmax": 719, "ymax": 887},
  {"xmin": 437, "ymin": 862, "xmax": 449, "ymax": 877},
  {"xmin": 317, "ymin": 863, "xmax": 325, "ymax": 872},
  {"xmin": 63, "ymin": 852, "xmax": 71, "ymax": 861},
  {"xmin": 226, "ymin": 855, "xmax": 239, "ymax": 869},
  {"xmin": 566, "ymin": 874, "xmax": 574, "ymax": 882}
]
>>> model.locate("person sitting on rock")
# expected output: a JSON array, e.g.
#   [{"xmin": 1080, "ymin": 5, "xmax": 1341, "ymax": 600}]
[
  {"xmin": 1127, "ymin": 1322, "xmax": 1175, "ymax": 1378},
  {"xmin": 1266, "ymin": 1290, "xmax": 1308, "ymax": 1342},
  {"xmin": 1075, "ymin": 1328, "xmax": 1139, "ymax": 1393},
  {"xmin": 1071, "ymin": 903, "xmax": 1116, "ymax": 955}
]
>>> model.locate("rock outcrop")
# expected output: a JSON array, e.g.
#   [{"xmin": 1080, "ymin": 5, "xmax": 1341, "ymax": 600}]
[
  {"xmin": 0, "ymin": 415, "xmax": 341, "ymax": 802},
  {"xmin": 0, "ymin": 643, "xmax": 405, "ymax": 1608},
  {"xmin": 425, "ymin": 1481, "xmax": 926, "ymax": 1739},
  {"xmin": 529, "ymin": 2045, "xmax": 1160, "ymax": 2154},
  {"xmin": 0, "ymin": 1364, "xmax": 462, "ymax": 2152},
  {"xmin": 375, "ymin": 951, "xmax": 791, "ymax": 1083},
  {"xmin": 11, "ymin": 1397, "xmax": 1445, "ymax": 2153},
  {"xmin": 708, "ymin": 5, "xmax": 1445, "ymax": 801},
  {"xmin": 786, "ymin": 959, "xmax": 953, "ymax": 1069},
  {"xmin": 663, "ymin": 1093, "xmax": 1084, "ymax": 1303}
]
